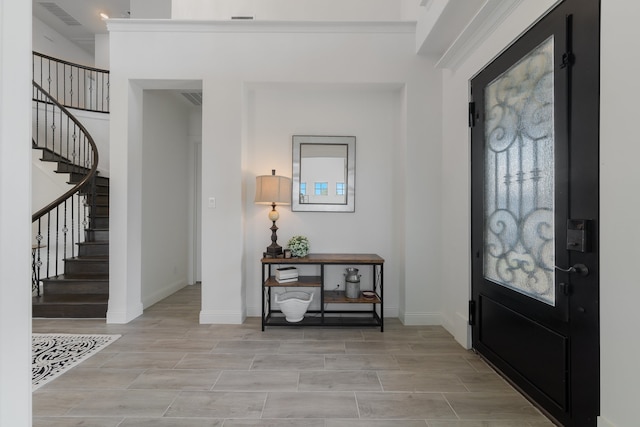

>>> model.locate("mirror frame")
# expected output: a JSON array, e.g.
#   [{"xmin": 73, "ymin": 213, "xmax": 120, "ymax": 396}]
[{"xmin": 292, "ymin": 135, "xmax": 356, "ymax": 212}]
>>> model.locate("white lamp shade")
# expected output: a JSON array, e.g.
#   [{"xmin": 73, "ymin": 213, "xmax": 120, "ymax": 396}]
[{"xmin": 255, "ymin": 174, "xmax": 291, "ymax": 205}]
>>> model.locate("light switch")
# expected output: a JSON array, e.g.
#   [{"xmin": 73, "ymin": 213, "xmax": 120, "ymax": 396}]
[{"xmin": 208, "ymin": 197, "xmax": 216, "ymax": 208}]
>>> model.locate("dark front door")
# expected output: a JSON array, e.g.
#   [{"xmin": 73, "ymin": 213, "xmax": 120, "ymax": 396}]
[{"xmin": 470, "ymin": 1, "xmax": 599, "ymax": 425}]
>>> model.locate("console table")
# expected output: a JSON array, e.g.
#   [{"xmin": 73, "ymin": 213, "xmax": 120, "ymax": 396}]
[{"xmin": 261, "ymin": 253, "xmax": 384, "ymax": 331}]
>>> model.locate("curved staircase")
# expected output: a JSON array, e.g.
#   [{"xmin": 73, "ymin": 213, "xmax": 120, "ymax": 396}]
[
  {"xmin": 31, "ymin": 53, "xmax": 110, "ymax": 318},
  {"xmin": 32, "ymin": 165, "xmax": 109, "ymax": 318}
]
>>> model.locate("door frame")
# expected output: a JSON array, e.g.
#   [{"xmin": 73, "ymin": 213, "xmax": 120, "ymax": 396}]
[{"xmin": 468, "ymin": 0, "xmax": 600, "ymax": 425}]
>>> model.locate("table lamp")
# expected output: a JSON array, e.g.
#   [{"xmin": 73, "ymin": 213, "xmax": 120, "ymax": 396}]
[{"xmin": 254, "ymin": 169, "xmax": 291, "ymax": 257}]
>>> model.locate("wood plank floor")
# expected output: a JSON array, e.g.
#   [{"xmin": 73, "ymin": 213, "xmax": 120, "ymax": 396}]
[{"xmin": 32, "ymin": 284, "xmax": 555, "ymax": 426}]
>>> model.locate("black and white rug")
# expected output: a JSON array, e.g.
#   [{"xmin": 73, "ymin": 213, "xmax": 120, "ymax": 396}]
[{"xmin": 32, "ymin": 333, "xmax": 120, "ymax": 390}]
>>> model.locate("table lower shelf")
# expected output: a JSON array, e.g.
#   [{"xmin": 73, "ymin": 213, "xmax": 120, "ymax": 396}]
[{"xmin": 263, "ymin": 310, "xmax": 383, "ymax": 330}]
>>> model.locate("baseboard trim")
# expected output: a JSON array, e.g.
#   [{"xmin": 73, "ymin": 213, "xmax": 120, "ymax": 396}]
[
  {"xmin": 199, "ymin": 310, "xmax": 245, "ymax": 324},
  {"xmin": 142, "ymin": 281, "xmax": 187, "ymax": 309},
  {"xmin": 106, "ymin": 303, "xmax": 143, "ymax": 324},
  {"xmin": 400, "ymin": 311, "xmax": 442, "ymax": 325},
  {"xmin": 598, "ymin": 416, "xmax": 618, "ymax": 427},
  {"xmin": 441, "ymin": 310, "xmax": 472, "ymax": 348}
]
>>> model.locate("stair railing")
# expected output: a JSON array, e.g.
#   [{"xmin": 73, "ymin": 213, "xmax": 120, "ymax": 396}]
[
  {"xmin": 33, "ymin": 52, "xmax": 110, "ymax": 113},
  {"xmin": 32, "ymin": 81, "xmax": 99, "ymax": 296}
]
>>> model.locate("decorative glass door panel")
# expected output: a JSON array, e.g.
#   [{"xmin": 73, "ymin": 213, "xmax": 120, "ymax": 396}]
[{"xmin": 483, "ymin": 36, "xmax": 555, "ymax": 306}]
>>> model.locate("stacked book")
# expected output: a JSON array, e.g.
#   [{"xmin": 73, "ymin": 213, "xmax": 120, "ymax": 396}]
[{"xmin": 275, "ymin": 266, "xmax": 298, "ymax": 283}]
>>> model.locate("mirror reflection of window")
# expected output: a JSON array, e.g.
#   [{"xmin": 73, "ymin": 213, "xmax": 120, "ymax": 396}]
[
  {"xmin": 314, "ymin": 182, "xmax": 328, "ymax": 196},
  {"xmin": 300, "ymin": 143, "xmax": 348, "ymax": 204},
  {"xmin": 292, "ymin": 135, "xmax": 355, "ymax": 212},
  {"xmin": 299, "ymin": 182, "xmax": 309, "ymax": 204}
]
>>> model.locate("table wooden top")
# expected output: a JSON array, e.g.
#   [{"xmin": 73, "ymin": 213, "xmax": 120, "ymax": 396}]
[{"xmin": 261, "ymin": 253, "xmax": 384, "ymax": 264}]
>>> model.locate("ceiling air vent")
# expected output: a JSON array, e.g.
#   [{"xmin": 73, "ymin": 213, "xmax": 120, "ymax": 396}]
[
  {"xmin": 181, "ymin": 92, "xmax": 203, "ymax": 106},
  {"xmin": 39, "ymin": 2, "xmax": 82, "ymax": 26}
]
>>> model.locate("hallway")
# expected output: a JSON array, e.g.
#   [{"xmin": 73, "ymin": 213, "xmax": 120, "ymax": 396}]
[{"xmin": 32, "ymin": 285, "xmax": 554, "ymax": 426}]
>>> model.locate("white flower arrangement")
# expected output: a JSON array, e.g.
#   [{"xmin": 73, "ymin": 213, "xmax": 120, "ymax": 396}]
[{"xmin": 287, "ymin": 235, "xmax": 310, "ymax": 257}]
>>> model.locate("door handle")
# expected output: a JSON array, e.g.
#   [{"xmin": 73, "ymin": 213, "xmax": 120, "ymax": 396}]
[{"xmin": 554, "ymin": 263, "xmax": 589, "ymax": 276}]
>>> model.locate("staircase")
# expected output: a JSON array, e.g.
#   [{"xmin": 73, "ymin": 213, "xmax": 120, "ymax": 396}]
[
  {"xmin": 31, "ymin": 52, "xmax": 110, "ymax": 318},
  {"xmin": 32, "ymin": 159, "xmax": 109, "ymax": 318}
]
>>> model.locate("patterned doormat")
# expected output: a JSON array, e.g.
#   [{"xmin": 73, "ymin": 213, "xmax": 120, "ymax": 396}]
[{"xmin": 32, "ymin": 333, "xmax": 120, "ymax": 390}]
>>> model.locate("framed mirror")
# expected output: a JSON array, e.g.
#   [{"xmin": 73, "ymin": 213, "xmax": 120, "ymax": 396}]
[{"xmin": 292, "ymin": 135, "xmax": 355, "ymax": 212}]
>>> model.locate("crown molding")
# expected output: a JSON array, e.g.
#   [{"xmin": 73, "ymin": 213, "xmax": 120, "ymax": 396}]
[{"xmin": 107, "ymin": 19, "xmax": 416, "ymax": 34}]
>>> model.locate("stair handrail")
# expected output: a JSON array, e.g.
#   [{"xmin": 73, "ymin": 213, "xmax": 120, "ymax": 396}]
[
  {"xmin": 33, "ymin": 51, "xmax": 110, "ymax": 113},
  {"xmin": 32, "ymin": 81, "xmax": 100, "ymax": 296},
  {"xmin": 32, "ymin": 80, "xmax": 99, "ymax": 222}
]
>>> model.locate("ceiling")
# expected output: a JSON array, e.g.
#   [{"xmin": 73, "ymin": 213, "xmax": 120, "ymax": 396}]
[{"xmin": 32, "ymin": 0, "xmax": 130, "ymax": 54}]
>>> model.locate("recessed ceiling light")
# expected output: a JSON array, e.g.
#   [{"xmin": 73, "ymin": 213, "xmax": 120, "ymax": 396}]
[{"xmin": 99, "ymin": 12, "xmax": 109, "ymax": 20}]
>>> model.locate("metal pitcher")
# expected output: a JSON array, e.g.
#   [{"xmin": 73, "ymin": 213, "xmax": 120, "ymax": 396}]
[{"xmin": 344, "ymin": 267, "xmax": 361, "ymax": 299}]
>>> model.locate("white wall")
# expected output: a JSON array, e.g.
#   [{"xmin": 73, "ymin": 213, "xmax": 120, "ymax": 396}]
[
  {"xmin": 0, "ymin": 0, "xmax": 33, "ymax": 425},
  {"xmin": 172, "ymin": 0, "xmax": 404, "ymax": 21},
  {"xmin": 243, "ymin": 84, "xmax": 403, "ymax": 316},
  {"xmin": 131, "ymin": 0, "xmax": 172, "ymax": 19},
  {"xmin": 94, "ymin": 34, "xmax": 110, "ymax": 69},
  {"xmin": 439, "ymin": 1, "xmax": 640, "ymax": 426},
  {"xmin": 599, "ymin": 2, "xmax": 640, "ymax": 426},
  {"xmin": 73, "ymin": 109, "xmax": 110, "ymax": 177},
  {"xmin": 32, "ymin": 16, "xmax": 94, "ymax": 67},
  {"xmin": 439, "ymin": 0, "xmax": 558, "ymax": 346},
  {"xmin": 107, "ymin": 20, "xmax": 442, "ymax": 324},
  {"xmin": 141, "ymin": 90, "xmax": 191, "ymax": 307}
]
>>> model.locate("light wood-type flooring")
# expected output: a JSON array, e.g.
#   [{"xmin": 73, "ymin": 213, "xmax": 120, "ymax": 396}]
[{"xmin": 32, "ymin": 284, "xmax": 555, "ymax": 426}]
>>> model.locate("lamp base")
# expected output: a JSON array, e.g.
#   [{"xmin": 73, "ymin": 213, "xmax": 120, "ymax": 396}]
[{"xmin": 263, "ymin": 244, "xmax": 283, "ymax": 258}]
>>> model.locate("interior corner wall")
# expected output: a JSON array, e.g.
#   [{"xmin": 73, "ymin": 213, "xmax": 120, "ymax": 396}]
[
  {"xmin": 32, "ymin": 17, "xmax": 94, "ymax": 66},
  {"xmin": 94, "ymin": 34, "xmax": 110, "ymax": 69},
  {"xmin": 599, "ymin": 2, "xmax": 640, "ymax": 426},
  {"xmin": 242, "ymin": 83, "xmax": 404, "ymax": 318},
  {"xmin": 439, "ymin": 0, "xmax": 559, "ymax": 346},
  {"xmin": 107, "ymin": 80, "xmax": 145, "ymax": 323},
  {"xmin": 141, "ymin": 90, "xmax": 190, "ymax": 308},
  {"xmin": 131, "ymin": 0, "xmax": 172, "ymax": 18}
]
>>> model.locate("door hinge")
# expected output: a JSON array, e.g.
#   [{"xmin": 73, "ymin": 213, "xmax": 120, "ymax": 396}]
[
  {"xmin": 561, "ymin": 14, "xmax": 574, "ymax": 69},
  {"xmin": 468, "ymin": 102, "xmax": 476, "ymax": 128},
  {"xmin": 560, "ymin": 51, "xmax": 574, "ymax": 69},
  {"xmin": 468, "ymin": 300, "xmax": 476, "ymax": 325}
]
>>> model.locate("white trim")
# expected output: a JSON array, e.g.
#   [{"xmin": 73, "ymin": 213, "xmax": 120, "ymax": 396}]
[
  {"xmin": 598, "ymin": 417, "xmax": 618, "ymax": 427},
  {"xmin": 106, "ymin": 304, "xmax": 143, "ymax": 324},
  {"xmin": 400, "ymin": 311, "xmax": 442, "ymax": 325},
  {"xmin": 107, "ymin": 19, "xmax": 416, "ymax": 34},
  {"xmin": 436, "ymin": 0, "xmax": 525, "ymax": 70},
  {"xmin": 142, "ymin": 281, "xmax": 187, "ymax": 309},
  {"xmin": 200, "ymin": 309, "xmax": 246, "ymax": 324}
]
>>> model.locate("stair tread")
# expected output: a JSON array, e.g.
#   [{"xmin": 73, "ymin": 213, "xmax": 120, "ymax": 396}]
[
  {"xmin": 65, "ymin": 256, "xmax": 109, "ymax": 261},
  {"xmin": 42, "ymin": 273, "xmax": 109, "ymax": 281},
  {"xmin": 77, "ymin": 241, "xmax": 109, "ymax": 245},
  {"xmin": 33, "ymin": 294, "xmax": 108, "ymax": 304}
]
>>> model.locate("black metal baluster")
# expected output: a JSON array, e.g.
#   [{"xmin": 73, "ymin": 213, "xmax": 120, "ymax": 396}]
[
  {"xmin": 55, "ymin": 205, "xmax": 60, "ymax": 277},
  {"xmin": 106, "ymin": 75, "xmax": 110, "ymax": 112},
  {"xmin": 63, "ymin": 200, "xmax": 68, "ymax": 264},
  {"xmin": 71, "ymin": 194, "xmax": 76, "ymax": 258},
  {"xmin": 46, "ymin": 213, "xmax": 51, "ymax": 280}
]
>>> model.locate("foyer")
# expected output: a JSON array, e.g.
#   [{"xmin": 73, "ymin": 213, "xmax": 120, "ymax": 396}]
[{"xmin": 32, "ymin": 285, "xmax": 553, "ymax": 426}]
